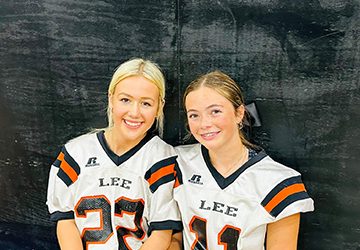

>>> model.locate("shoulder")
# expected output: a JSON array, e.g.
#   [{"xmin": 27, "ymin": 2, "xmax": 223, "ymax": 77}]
[
  {"xmin": 251, "ymin": 153, "xmax": 300, "ymax": 176},
  {"xmin": 175, "ymin": 143, "xmax": 201, "ymax": 158},
  {"xmin": 148, "ymin": 135, "xmax": 173, "ymax": 148},
  {"xmin": 174, "ymin": 144, "xmax": 204, "ymax": 178},
  {"xmin": 66, "ymin": 132, "xmax": 98, "ymax": 145},
  {"xmin": 56, "ymin": 132, "xmax": 99, "ymax": 173},
  {"xmin": 140, "ymin": 136, "xmax": 177, "ymax": 169},
  {"xmin": 51, "ymin": 134, "xmax": 97, "ymax": 187},
  {"xmin": 145, "ymin": 135, "xmax": 176, "ymax": 155},
  {"xmin": 64, "ymin": 132, "xmax": 98, "ymax": 152},
  {"xmin": 247, "ymin": 154, "xmax": 303, "ymax": 193},
  {"xmin": 248, "ymin": 153, "xmax": 314, "ymax": 218}
]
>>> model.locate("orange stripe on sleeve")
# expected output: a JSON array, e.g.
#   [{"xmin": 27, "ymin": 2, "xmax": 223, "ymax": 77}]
[
  {"xmin": 264, "ymin": 183, "xmax": 306, "ymax": 213},
  {"xmin": 174, "ymin": 176, "xmax": 180, "ymax": 188},
  {"xmin": 147, "ymin": 164, "xmax": 175, "ymax": 186},
  {"xmin": 58, "ymin": 152, "xmax": 78, "ymax": 183},
  {"xmin": 57, "ymin": 152, "xmax": 65, "ymax": 161}
]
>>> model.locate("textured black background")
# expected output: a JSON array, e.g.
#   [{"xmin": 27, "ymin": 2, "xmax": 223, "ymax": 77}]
[{"xmin": 1, "ymin": 0, "xmax": 360, "ymax": 249}]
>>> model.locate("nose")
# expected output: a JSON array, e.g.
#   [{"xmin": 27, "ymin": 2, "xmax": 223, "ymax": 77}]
[
  {"xmin": 128, "ymin": 103, "xmax": 140, "ymax": 117},
  {"xmin": 200, "ymin": 115, "xmax": 212, "ymax": 129}
]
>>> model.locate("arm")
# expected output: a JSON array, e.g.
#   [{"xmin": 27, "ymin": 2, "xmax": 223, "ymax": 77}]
[
  {"xmin": 139, "ymin": 230, "xmax": 172, "ymax": 250},
  {"xmin": 57, "ymin": 219, "xmax": 83, "ymax": 250},
  {"xmin": 168, "ymin": 232, "xmax": 183, "ymax": 250},
  {"xmin": 266, "ymin": 213, "xmax": 300, "ymax": 250}
]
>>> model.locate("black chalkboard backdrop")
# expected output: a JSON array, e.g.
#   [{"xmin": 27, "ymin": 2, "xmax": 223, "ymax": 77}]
[{"xmin": 1, "ymin": 0, "xmax": 360, "ymax": 249}]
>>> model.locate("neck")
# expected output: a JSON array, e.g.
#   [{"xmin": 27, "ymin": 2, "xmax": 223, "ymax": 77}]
[
  {"xmin": 208, "ymin": 142, "xmax": 248, "ymax": 178},
  {"xmin": 104, "ymin": 129, "xmax": 145, "ymax": 156}
]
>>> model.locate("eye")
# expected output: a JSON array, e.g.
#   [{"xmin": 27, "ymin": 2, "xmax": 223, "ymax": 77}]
[
  {"xmin": 120, "ymin": 98, "xmax": 130, "ymax": 103},
  {"xmin": 141, "ymin": 102, "xmax": 152, "ymax": 107},
  {"xmin": 188, "ymin": 113, "xmax": 198, "ymax": 119},
  {"xmin": 211, "ymin": 109, "xmax": 221, "ymax": 115}
]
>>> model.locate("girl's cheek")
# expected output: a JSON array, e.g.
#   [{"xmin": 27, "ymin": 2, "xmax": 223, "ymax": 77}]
[{"xmin": 188, "ymin": 121, "xmax": 197, "ymax": 132}]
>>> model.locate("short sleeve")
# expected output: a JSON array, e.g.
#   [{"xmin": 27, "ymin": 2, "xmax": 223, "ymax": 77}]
[
  {"xmin": 144, "ymin": 141, "xmax": 183, "ymax": 234},
  {"xmin": 260, "ymin": 174, "xmax": 314, "ymax": 220},
  {"xmin": 46, "ymin": 147, "xmax": 78, "ymax": 221}
]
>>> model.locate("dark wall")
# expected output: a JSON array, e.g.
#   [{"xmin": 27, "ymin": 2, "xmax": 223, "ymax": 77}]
[{"xmin": 1, "ymin": 0, "xmax": 360, "ymax": 249}]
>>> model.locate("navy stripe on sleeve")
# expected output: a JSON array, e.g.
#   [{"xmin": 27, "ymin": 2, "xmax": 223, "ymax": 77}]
[
  {"xmin": 261, "ymin": 175, "xmax": 310, "ymax": 217},
  {"xmin": 145, "ymin": 156, "xmax": 178, "ymax": 193},
  {"xmin": 56, "ymin": 147, "xmax": 81, "ymax": 187}
]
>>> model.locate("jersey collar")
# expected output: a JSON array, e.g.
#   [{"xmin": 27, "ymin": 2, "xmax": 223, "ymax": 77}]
[
  {"xmin": 201, "ymin": 145, "xmax": 267, "ymax": 189},
  {"xmin": 97, "ymin": 130, "xmax": 155, "ymax": 166}
]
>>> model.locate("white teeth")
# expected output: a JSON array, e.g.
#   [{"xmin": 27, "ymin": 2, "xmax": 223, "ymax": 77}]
[
  {"xmin": 125, "ymin": 120, "xmax": 142, "ymax": 127},
  {"xmin": 203, "ymin": 132, "xmax": 217, "ymax": 137}
]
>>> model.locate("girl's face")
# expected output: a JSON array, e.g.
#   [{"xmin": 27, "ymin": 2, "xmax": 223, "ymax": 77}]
[
  {"xmin": 185, "ymin": 86, "xmax": 244, "ymax": 152},
  {"xmin": 109, "ymin": 75, "xmax": 161, "ymax": 145}
]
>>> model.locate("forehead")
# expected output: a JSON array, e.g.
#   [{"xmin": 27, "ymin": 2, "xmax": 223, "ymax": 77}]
[
  {"xmin": 114, "ymin": 75, "xmax": 159, "ymax": 98},
  {"xmin": 185, "ymin": 86, "xmax": 231, "ymax": 109}
]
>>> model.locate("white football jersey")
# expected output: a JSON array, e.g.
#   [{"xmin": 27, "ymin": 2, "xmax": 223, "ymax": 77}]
[
  {"xmin": 174, "ymin": 143, "xmax": 314, "ymax": 250},
  {"xmin": 47, "ymin": 131, "xmax": 182, "ymax": 250}
]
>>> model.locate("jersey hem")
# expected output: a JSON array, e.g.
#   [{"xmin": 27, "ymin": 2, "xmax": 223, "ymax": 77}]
[
  {"xmin": 50, "ymin": 211, "xmax": 74, "ymax": 222},
  {"xmin": 148, "ymin": 220, "xmax": 183, "ymax": 236}
]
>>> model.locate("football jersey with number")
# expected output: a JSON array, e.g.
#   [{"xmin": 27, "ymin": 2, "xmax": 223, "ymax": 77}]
[
  {"xmin": 174, "ymin": 143, "xmax": 314, "ymax": 250},
  {"xmin": 47, "ymin": 131, "xmax": 182, "ymax": 250}
]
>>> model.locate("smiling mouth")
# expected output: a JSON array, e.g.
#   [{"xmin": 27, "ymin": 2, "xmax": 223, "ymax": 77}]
[
  {"xmin": 123, "ymin": 119, "xmax": 143, "ymax": 128},
  {"xmin": 201, "ymin": 131, "xmax": 220, "ymax": 139}
]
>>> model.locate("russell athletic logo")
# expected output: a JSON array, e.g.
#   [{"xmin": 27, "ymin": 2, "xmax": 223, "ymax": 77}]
[
  {"xmin": 188, "ymin": 174, "xmax": 203, "ymax": 185},
  {"xmin": 85, "ymin": 157, "xmax": 100, "ymax": 167}
]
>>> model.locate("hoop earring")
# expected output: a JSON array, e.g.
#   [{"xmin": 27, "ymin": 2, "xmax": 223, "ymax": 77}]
[{"xmin": 238, "ymin": 122, "xmax": 243, "ymax": 129}]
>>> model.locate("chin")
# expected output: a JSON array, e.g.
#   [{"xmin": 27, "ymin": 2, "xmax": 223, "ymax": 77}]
[{"xmin": 198, "ymin": 140, "xmax": 216, "ymax": 150}]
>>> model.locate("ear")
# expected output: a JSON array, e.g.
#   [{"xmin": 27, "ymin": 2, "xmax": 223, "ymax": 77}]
[
  {"xmin": 235, "ymin": 105, "xmax": 245, "ymax": 124},
  {"xmin": 108, "ymin": 92, "xmax": 113, "ymax": 109},
  {"xmin": 157, "ymin": 99, "xmax": 165, "ymax": 117}
]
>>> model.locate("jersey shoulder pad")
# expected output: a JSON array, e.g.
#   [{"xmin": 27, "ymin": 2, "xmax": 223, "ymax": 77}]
[
  {"xmin": 252, "ymin": 156, "xmax": 312, "ymax": 218},
  {"xmin": 53, "ymin": 133, "xmax": 96, "ymax": 186},
  {"xmin": 143, "ymin": 136, "xmax": 178, "ymax": 192},
  {"xmin": 144, "ymin": 136, "xmax": 177, "ymax": 162},
  {"xmin": 175, "ymin": 143, "xmax": 201, "ymax": 160}
]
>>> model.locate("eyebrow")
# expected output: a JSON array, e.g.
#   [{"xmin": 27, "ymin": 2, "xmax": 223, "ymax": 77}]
[
  {"xmin": 187, "ymin": 104, "xmax": 223, "ymax": 113},
  {"xmin": 118, "ymin": 92, "xmax": 156, "ymax": 102}
]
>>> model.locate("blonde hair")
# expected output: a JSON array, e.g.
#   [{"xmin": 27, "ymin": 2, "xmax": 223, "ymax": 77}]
[
  {"xmin": 184, "ymin": 70, "xmax": 255, "ymax": 149},
  {"xmin": 107, "ymin": 58, "xmax": 166, "ymax": 137}
]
